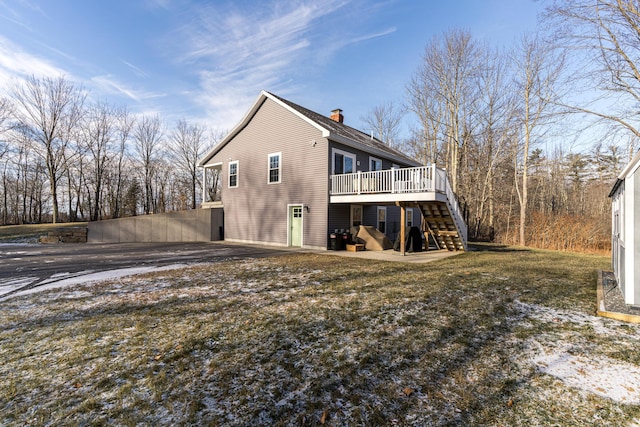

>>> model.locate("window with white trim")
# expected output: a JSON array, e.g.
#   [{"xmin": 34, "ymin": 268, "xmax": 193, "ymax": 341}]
[
  {"xmin": 228, "ymin": 160, "xmax": 239, "ymax": 188},
  {"xmin": 370, "ymin": 156, "xmax": 382, "ymax": 171},
  {"xmin": 350, "ymin": 204, "xmax": 363, "ymax": 227},
  {"xmin": 406, "ymin": 207, "xmax": 414, "ymax": 228},
  {"xmin": 268, "ymin": 152, "xmax": 281, "ymax": 184},
  {"xmin": 333, "ymin": 148, "xmax": 356, "ymax": 174},
  {"xmin": 377, "ymin": 206, "xmax": 386, "ymax": 233}
]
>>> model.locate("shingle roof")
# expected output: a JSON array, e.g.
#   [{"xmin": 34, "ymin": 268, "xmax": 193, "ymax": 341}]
[
  {"xmin": 199, "ymin": 91, "xmax": 420, "ymax": 167},
  {"xmin": 267, "ymin": 92, "xmax": 418, "ymax": 166}
]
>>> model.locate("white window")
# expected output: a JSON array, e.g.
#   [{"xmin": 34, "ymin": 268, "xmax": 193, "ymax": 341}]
[
  {"xmin": 268, "ymin": 152, "xmax": 281, "ymax": 184},
  {"xmin": 350, "ymin": 204, "xmax": 363, "ymax": 227},
  {"xmin": 228, "ymin": 160, "xmax": 239, "ymax": 188},
  {"xmin": 370, "ymin": 156, "xmax": 382, "ymax": 171},
  {"xmin": 377, "ymin": 206, "xmax": 386, "ymax": 233},
  {"xmin": 332, "ymin": 148, "xmax": 356, "ymax": 174},
  {"xmin": 406, "ymin": 207, "xmax": 414, "ymax": 228}
]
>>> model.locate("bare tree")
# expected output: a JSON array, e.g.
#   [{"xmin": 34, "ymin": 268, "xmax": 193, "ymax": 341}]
[
  {"xmin": 82, "ymin": 101, "xmax": 119, "ymax": 221},
  {"xmin": 0, "ymin": 97, "xmax": 13, "ymax": 160},
  {"xmin": 512, "ymin": 34, "xmax": 564, "ymax": 246},
  {"xmin": 110, "ymin": 107, "xmax": 134, "ymax": 219},
  {"xmin": 133, "ymin": 115, "xmax": 163, "ymax": 215},
  {"xmin": 471, "ymin": 46, "xmax": 518, "ymax": 240},
  {"xmin": 360, "ymin": 102, "xmax": 405, "ymax": 149},
  {"xmin": 406, "ymin": 79, "xmax": 444, "ymax": 165},
  {"xmin": 545, "ymin": 0, "xmax": 640, "ymax": 156},
  {"xmin": 167, "ymin": 119, "xmax": 209, "ymax": 209},
  {"xmin": 10, "ymin": 75, "xmax": 85, "ymax": 223},
  {"xmin": 407, "ymin": 29, "xmax": 480, "ymax": 192}
]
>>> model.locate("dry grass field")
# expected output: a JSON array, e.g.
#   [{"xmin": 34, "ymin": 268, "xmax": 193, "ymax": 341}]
[{"xmin": 1, "ymin": 245, "xmax": 639, "ymax": 426}]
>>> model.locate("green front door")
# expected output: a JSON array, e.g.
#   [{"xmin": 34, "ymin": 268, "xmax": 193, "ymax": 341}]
[{"xmin": 289, "ymin": 205, "xmax": 302, "ymax": 247}]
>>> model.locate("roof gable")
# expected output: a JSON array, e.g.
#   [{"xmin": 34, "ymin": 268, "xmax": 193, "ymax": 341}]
[
  {"xmin": 609, "ymin": 150, "xmax": 640, "ymax": 197},
  {"xmin": 198, "ymin": 91, "xmax": 419, "ymax": 167}
]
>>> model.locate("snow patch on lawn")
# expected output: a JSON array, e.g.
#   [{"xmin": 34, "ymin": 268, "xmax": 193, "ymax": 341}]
[
  {"xmin": 532, "ymin": 346, "xmax": 640, "ymax": 404},
  {"xmin": 516, "ymin": 300, "xmax": 640, "ymax": 405}
]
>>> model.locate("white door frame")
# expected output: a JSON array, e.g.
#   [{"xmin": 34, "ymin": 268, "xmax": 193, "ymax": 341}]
[{"xmin": 287, "ymin": 203, "xmax": 304, "ymax": 247}]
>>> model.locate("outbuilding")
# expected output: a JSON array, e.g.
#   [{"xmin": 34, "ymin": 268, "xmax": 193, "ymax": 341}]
[{"xmin": 610, "ymin": 151, "xmax": 640, "ymax": 308}]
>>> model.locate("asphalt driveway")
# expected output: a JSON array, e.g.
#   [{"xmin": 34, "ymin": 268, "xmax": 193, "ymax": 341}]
[{"xmin": 0, "ymin": 242, "xmax": 291, "ymax": 301}]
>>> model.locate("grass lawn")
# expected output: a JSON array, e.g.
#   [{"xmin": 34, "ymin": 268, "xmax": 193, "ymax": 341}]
[
  {"xmin": 1, "ymin": 245, "xmax": 639, "ymax": 426},
  {"xmin": 0, "ymin": 223, "xmax": 87, "ymax": 243}
]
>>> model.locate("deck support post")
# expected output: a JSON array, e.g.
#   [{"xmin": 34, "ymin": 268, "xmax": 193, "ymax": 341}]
[{"xmin": 398, "ymin": 202, "xmax": 406, "ymax": 256}]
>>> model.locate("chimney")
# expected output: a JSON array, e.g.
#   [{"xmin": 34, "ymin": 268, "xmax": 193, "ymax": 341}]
[{"xmin": 330, "ymin": 108, "xmax": 344, "ymax": 123}]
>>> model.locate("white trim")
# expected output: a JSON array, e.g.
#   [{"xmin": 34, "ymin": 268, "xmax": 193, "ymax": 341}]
[
  {"xmin": 203, "ymin": 162, "xmax": 223, "ymax": 203},
  {"xmin": 287, "ymin": 203, "xmax": 304, "ymax": 247},
  {"xmin": 406, "ymin": 207, "xmax": 414, "ymax": 228},
  {"xmin": 267, "ymin": 152, "xmax": 282, "ymax": 184},
  {"xmin": 350, "ymin": 204, "xmax": 363, "ymax": 227},
  {"xmin": 331, "ymin": 191, "xmax": 444, "ymax": 204},
  {"xmin": 228, "ymin": 160, "xmax": 239, "ymax": 188},
  {"xmin": 369, "ymin": 156, "xmax": 382, "ymax": 171},
  {"xmin": 198, "ymin": 91, "xmax": 330, "ymax": 166},
  {"xmin": 623, "ymin": 174, "xmax": 635, "ymax": 304},
  {"xmin": 332, "ymin": 148, "xmax": 356, "ymax": 175},
  {"xmin": 618, "ymin": 150, "xmax": 640, "ymax": 180}
]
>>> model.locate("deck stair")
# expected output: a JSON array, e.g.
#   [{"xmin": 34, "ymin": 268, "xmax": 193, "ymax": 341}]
[{"xmin": 419, "ymin": 201, "xmax": 466, "ymax": 251}]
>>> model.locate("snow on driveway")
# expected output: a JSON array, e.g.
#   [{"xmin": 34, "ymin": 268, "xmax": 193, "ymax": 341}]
[{"xmin": 0, "ymin": 264, "xmax": 189, "ymax": 301}]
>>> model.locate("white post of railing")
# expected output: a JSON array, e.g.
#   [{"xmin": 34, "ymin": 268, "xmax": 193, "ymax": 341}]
[
  {"xmin": 431, "ymin": 164, "xmax": 436, "ymax": 192},
  {"xmin": 391, "ymin": 167, "xmax": 396, "ymax": 193},
  {"xmin": 357, "ymin": 171, "xmax": 362, "ymax": 194}
]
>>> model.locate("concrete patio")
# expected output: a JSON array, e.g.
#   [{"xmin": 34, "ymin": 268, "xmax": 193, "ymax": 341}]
[{"xmin": 311, "ymin": 247, "xmax": 463, "ymax": 263}]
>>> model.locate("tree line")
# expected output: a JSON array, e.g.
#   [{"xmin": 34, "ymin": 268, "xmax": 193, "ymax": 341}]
[
  {"xmin": 0, "ymin": 75, "xmax": 221, "ymax": 225},
  {"xmin": 362, "ymin": 1, "xmax": 639, "ymax": 253},
  {"xmin": 1, "ymin": 1, "xmax": 637, "ymax": 253}
]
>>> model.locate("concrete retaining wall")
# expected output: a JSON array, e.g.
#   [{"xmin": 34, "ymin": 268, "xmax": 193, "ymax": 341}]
[{"xmin": 88, "ymin": 208, "xmax": 224, "ymax": 243}]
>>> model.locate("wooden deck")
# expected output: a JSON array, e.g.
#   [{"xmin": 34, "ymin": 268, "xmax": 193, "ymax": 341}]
[{"xmin": 330, "ymin": 165, "xmax": 467, "ymax": 251}]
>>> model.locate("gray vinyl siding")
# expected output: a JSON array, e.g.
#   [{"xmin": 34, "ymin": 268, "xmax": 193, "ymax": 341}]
[
  {"xmin": 205, "ymin": 98, "xmax": 328, "ymax": 248},
  {"xmin": 327, "ymin": 204, "xmax": 350, "ymax": 237},
  {"xmin": 328, "ymin": 141, "xmax": 415, "ymax": 175}
]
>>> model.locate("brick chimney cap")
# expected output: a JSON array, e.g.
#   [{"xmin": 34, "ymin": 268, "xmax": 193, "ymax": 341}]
[{"xmin": 330, "ymin": 108, "xmax": 344, "ymax": 123}]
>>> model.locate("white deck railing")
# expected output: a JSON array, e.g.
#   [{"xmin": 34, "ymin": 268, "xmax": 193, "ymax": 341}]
[
  {"xmin": 330, "ymin": 165, "xmax": 445, "ymax": 195},
  {"xmin": 330, "ymin": 165, "xmax": 467, "ymax": 245}
]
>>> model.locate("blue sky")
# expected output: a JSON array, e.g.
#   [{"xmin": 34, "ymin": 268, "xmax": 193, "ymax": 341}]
[{"xmin": 0, "ymin": 0, "xmax": 543, "ymax": 135}]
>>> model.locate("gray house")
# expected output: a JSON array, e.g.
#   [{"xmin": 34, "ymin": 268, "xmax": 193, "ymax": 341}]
[
  {"xmin": 610, "ymin": 151, "xmax": 640, "ymax": 308},
  {"xmin": 198, "ymin": 91, "xmax": 466, "ymax": 252}
]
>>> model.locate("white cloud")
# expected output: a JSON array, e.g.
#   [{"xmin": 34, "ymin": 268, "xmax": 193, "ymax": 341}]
[
  {"xmin": 169, "ymin": 0, "xmax": 362, "ymax": 127},
  {"xmin": 121, "ymin": 60, "xmax": 149, "ymax": 78},
  {"xmin": 0, "ymin": 35, "xmax": 67, "ymax": 80},
  {"xmin": 90, "ymin": 74, "xmax": 166, "ymax": 103},
  {"xmin": 346, "ymin": 26, "xmax": 397, "ymax": 46}
]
